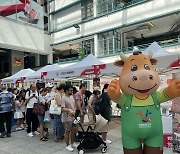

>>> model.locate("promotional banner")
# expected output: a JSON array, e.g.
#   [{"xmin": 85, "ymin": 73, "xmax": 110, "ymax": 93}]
[
  {"xmin": 0, "ymin": 0, "xmax": 43, "ymax": 28},
  {"xmin": 44, "ymin": 54, "xmax": 106, "ymax": 80}
]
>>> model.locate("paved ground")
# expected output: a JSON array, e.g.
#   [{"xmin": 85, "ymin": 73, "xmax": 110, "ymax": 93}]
[{"xmin": 0, "ymin": 118, "xmax": 177, "ymax": 154}]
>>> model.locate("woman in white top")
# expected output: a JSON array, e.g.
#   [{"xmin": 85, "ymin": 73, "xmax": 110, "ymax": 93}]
[
  {"xmin": 14, "ymin": 95, "xmax": 24, "ymax": 131},
  {"xmin": 54, "ymin": 84, "xmax": 65, "ymax": 142}
]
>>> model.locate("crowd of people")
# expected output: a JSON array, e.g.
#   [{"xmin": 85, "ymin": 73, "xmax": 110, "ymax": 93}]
[{"xmin": 0, "ymin": 82, "xmax": 112, "ymax": 152}]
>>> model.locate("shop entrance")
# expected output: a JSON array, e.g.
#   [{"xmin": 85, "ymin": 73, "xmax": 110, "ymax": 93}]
[{"xmin": 0, "ymin": 49, "xmax": 10, "ymax": 79}]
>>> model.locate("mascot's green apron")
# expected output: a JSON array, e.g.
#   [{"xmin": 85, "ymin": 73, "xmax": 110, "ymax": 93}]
[{"xmin": 117, "ymin": 93, "xmax": 164, "ymax": 149}]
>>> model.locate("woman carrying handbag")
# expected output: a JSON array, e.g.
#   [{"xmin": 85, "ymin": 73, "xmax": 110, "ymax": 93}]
[
  {"xmin": 53, "ymin": 84, "xmax": 65, "ymax": 142},
  {"xmin": 37, "ymin": 88, "xmax": 48, "ymax": 141}
]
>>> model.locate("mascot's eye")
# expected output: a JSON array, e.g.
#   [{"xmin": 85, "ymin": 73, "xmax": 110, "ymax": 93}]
[
  {"xmin": 131, "ymin": 65, "xmax": 138, "ymax": 71},
  {"xmin": 149, "ymin": 75, "xmax": 154, "ymax": 80},
  {"xmin": 144, "ymin": 64, "xmax": 150, "ymax": 70},
  {"xmin": 132, "ymin": 76, "xmax": 138, "ymax": 81}
]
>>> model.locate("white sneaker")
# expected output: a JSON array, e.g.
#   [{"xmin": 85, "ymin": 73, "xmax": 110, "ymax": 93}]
[
  {"xmin": 104, "ymin": 139, "xmax": 112, "ymax": 144},
  {"xmin": 66, "ymin": 145, "xmax": 74, "ymax": 152},
  {"xmin": 21, "ymin": 124, "xmax": 25, "ymax": 128},
  {"xmin": 33, "ymin": 131, "xmax": 40, "ymax": 135},
  {"xmin": 16, "ymin": 127, "xmax": 24, "ymax": 131},
  {"xmin": 27, "ymin": 132, "xmax": 34, "ymax": 137},
  {"xmin": 71, "ymin": 142, "xmax": 79, "ymax": 148}
]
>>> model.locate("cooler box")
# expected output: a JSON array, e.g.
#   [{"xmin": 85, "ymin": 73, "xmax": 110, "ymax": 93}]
[{"xmin": 162, "ymin": 115, "xmax": 173, "ymax": 148}]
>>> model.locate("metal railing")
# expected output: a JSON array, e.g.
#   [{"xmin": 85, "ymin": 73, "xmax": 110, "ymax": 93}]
[
  {"xmin": 53, "ymin": 37, "xmax": 180, "ymax": 64},
  {"xmin": 54, "ymin": 53, "xmax": 91, "ymax": 64},
  {"xmin": 54, "ymin": 57, "xmax": 79, "ymax": 64},
  {"xmin": 97, "ymin": 0, "xmax": 149, "ymax": 16},
  {"xmin": 98, "ymin": 37, "xmax": 121, "ymax": 56},
  {"xmin": 97, "ymin": 36, "xmax": 180, "ymax": 57},
  {"xmin": 82, "ymin": 2, "xmax": 94, "ymax": 20},
  {"xmin": 51, "ymin": 0, "xmax": 150, "ymax": 33}
]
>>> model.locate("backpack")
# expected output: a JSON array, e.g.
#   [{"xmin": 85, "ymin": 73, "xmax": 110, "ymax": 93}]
[
  {"xmin": 27, "ymin": 90, "xmax": 39, "ymax": 97},
  {"xmin": 94, "ymin": 94, "xmax": 106, "ymax": 114}
]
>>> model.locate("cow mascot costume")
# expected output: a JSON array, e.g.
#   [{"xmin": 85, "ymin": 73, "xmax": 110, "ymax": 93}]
[{"xmin": 107, "ymin": 51, "xmax": 180, "ymax": 154}]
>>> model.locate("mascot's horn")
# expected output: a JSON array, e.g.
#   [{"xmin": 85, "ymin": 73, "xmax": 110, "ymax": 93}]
[
  {"xmin": 120, "ymin": 52, "xmax": 128, "ymax": 62},
  {"xmin": 147, "ymin": 50, "xmax": 153, "ymax": 59}
]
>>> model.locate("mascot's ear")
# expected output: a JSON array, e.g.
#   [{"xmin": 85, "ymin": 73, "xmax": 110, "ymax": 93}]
[
  {"xmin": 147, "ymin": 50, "xmax": 157, "ymax": 65},
  {"xmin": 115, "ymin": 52, "xmax": 127, "ymax": 67},
  {"xmin": 150, "ymin": 58, "xmax": 157, "ymax": 65},
  {"xmin": 114, "ymin": 60, "xmax": 124, "ymax": 67}
]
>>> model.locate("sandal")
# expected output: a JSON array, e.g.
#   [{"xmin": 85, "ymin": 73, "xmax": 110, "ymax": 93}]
[
  {"xmin": 44, "ymin": 136, "xmax": 48, "ymax": 139},
  {"xmin": 40, "ymin": 137, "xmax": 48, "ymax": 141}
]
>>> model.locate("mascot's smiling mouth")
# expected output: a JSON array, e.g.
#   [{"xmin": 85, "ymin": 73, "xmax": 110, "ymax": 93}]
[{"xmin": 128, "ymin": 84, "xmax": 157, "ymax": 93}]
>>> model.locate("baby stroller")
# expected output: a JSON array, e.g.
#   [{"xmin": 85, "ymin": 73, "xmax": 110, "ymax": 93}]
[{"xmin": 74, "ymin": 108, "xmax": 108, "ymax": 154}]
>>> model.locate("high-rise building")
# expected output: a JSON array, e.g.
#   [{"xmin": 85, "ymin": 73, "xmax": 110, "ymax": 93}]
[
  {"xmin": 49, "ymin": 0, "xmax": 180, "ymax": 65},
  {"xmin": 0, "ymin": 0, "xmax": 52, "ymax": 79}
]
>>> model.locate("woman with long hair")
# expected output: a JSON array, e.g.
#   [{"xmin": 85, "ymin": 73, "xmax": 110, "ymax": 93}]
[
  {"xmin": 38, "ymin": 88, "xmax": 48, "ymax": 141},
  {"xmin": 88, "ymin": 87, "xmax": 100, "ymax": 115},
  {"xmin": 101, "ymin": 84, "xmax": 112, "ymax": 144},
  {"xmin": 54, "ymin": 84, "xmax": 65, "ymax": 142}
]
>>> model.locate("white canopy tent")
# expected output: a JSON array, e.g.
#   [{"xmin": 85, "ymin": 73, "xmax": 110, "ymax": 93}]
[
  {"xmin": 2, "ymin": 68, "xmax": 35, "ymax": 84},
  {"xmin": 143, "ymin": 42, "xmax": 180, "ymax": 69},
  {"xmin": 44, "ymin": 54, "xmax": 106, "ymax": 80},
  {"xmin": 99, "ymin": 42, "xmax": 180, "ymax": 77},
  {"xmin": 27, "ymin": 64, "xmax": 62, "ymax": 81},
  {"xmin": 44, "ymin": 43, "xmax": 179, "ymax": 80},
  {"xmin": 3, "ymin": 42, "xmax": 177, "ymax": 84}
]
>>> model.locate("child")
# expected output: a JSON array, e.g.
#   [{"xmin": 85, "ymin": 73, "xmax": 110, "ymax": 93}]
[
  {"xmin": 19, "ymin": 90, "xmax": 27, "ymax": 128},
  {"xmin": 14, "ymin": 95, "xmax": 24, "ymax": 131},
  {"xmin": 38, "ymin": 88, "xmax": 48, "ymax": 141}
]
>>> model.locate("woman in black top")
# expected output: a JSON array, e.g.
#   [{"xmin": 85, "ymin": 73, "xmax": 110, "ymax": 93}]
[{"xmin": 101, "ymin": 84, "xmax": 112, "ymax": 144}]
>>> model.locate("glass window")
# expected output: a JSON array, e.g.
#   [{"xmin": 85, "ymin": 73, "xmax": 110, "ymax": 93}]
[
  {"xmin": 97, "ymin": 0, "xmax": 147, "ymax": 16},
  {"xmin": 82, "ymin": 0, "xmax": 94, "ymax": 20},
  {"xmin": 44, "ymin": 16, "xmax": 48, "ymax": 31},
  {"xmin": 98, "ymin": 30, "xmax": 121, "ymax": 56},
  {"xmin": 82, "ymin": 39, "xmax": 94, "ymax": 56},
  {"xmin": 3, "ymin": 62, "xmax": 9, "ymax": 73},
  {"xmin": 24, "ymin": 56, "xmax": 35, "ymax": 69},
  {"xmin": 40, "ymin": 55, "xmax": 48, "ymax": 66}
]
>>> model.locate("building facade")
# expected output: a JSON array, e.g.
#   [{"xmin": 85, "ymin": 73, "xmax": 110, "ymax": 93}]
[
  {"xmin": 0, "ymin": 0, "xmax": 52, "ymax": 79},
  {"xmin": 49, "ymin": 0, "xmax": 180, "ymax": 65}
]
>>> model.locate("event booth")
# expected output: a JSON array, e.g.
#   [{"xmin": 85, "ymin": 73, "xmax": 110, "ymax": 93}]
[
  {"xmin": 26, "ymin": 64, "xmax": 62, "ymax": 82},
  {"xmin": 1, "ymin": 68, "xmax": 34, "ymax": 84},
  {"xmin": 0, "ymin": 43, "xmax": 180, "ymax": 146}
]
